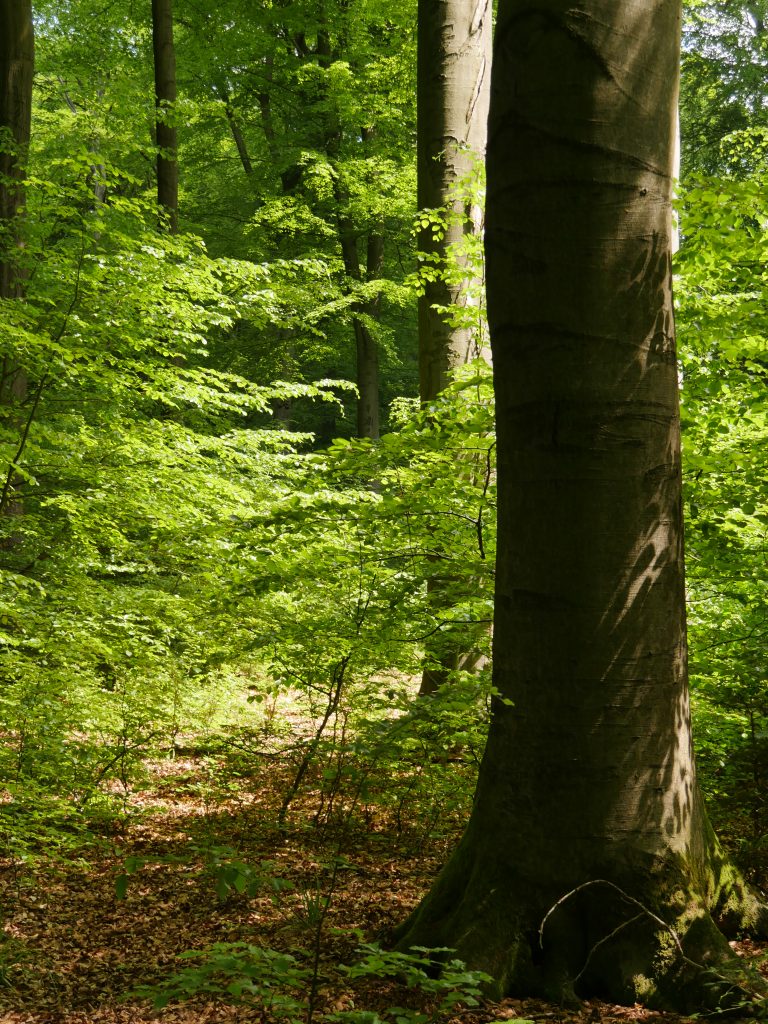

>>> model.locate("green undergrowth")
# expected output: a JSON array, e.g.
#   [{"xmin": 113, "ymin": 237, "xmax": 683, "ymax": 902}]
[{"xmin": 131, "ymin": 941, "xmax": 493, "ymax": 1024}]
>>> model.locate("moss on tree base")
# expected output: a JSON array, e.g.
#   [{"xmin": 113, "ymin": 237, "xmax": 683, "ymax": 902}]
[{"xmin": 393, "ymin": 847, "xmax": 768, "ymax": 1014}]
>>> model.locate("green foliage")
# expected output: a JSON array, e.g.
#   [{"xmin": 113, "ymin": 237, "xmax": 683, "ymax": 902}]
[
  {"xmin": 215, "ymin": 361, "xmax": 495, "ymax": 827},
  {"xmin": 0, "ymin": 143, "xmax": 349, "ymax": 857},
  {"xmin": 681, "ymin": 2, "xmax": 768, "ymax": 177},
  {"xmin": 2, "ymin": 0, "xmax": 469, "ymax": 873},
  {"xmin": 169, "ymin": 0, "xmax": 419, "ymax": 430},
  {"xmin": 675, "ymin": 164, "xmax": 768, "ymax": 856},
  {"xmin": 134, "ymin": 941, "xmax": 490, "ymax": 1023},
  {"xmin": 113, "ymin": 843, "xmax": 296, "ymax": 906},
  {"xmin": 330, "ymin": 944, "xmax": 491, "ymax": 1024},
  {"xmin": 198, "ymin": 848, "xmax": 296, "ymax": 904},
  {"xmin": 6, "ymin": 8, "xmax": 768, "ymax": 1016},
  {"xmin": 134, "ymin": 942, "xmax": 312, "ymax": 1014}
]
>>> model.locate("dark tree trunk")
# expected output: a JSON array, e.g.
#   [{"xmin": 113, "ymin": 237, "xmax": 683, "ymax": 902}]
[
  {"xmin": 338, "ymin": 222, "xmax": 382, "ymax": 441},
  {"xmin": 353, "ymin": 315, "xmax": 379, "ymax": 440},
  {"xmin": 151, "ymin": 0, "xmax": 178, "ymax": 232},
  {"xmin": 417, "ymin": 0, "xmax": 491, "ymax": 400},
  {"xmin": 0, "ymin": 0, "xmax": 33, "ymax": 522},
  {"xmin": 258, "ymin": 56, "xmax": 297, "ymax": 193},
  {"xmin": 396, "ymin": 0, "xmax": 768, "ymax": 1011},
  {"xmin": 222, "ymin": 96, "xmax": 254, "ymax": 177},
  {"xmin": 357, "ymin": 228, "xmax": 383, "ymax": 440},
  {"xmin": 316, "ymin": 15, "xmax": 381, "ymax": 440},
  {"xmin": 0, "ymin": 0, "xmax": 33, "ymax": 308}
]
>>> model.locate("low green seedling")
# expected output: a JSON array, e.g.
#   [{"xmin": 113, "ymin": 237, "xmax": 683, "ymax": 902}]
[
  {"xmin": 336, "ymin": 943, "xmax": 491, "ymax": 1022},
  {"xmin": 132, "ymin": 939, "xmax": 494, "ymax": 1024},
  {"xmin": 132, "ymin": 942, "xmax": 310, "ymax": 1015},
  {"xmin": 199, "ymin": 847, "xmax": 295, "ymax": 903},
  {"xmin": 115, "ymin": 845, "xmax": 294, "ymax": 903}
]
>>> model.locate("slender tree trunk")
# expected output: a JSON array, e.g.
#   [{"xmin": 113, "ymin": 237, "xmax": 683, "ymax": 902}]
[
  {"xmin": 353, "ymin": 318, "xmax": 380, "ymax": 440},
  {"xmin": 357, "ymin": 229, "xmax": 383, "ymax": 439},
  {"xmin": 0, "ymin": 0, "xmax": 33, "ymax": 308},
  {"xmin": 151, "ymin": 0, "xmax": 178, "ymax": 232},
  {"xmin": 0, "ymin": 0, "xmax": 33, "ymax": 523},
  {"xmin": 396, "ymin": 1, "xmax": 768, "ymax": 1011},
  {"xmin": 416, "ymin": 0, "xmax": 492, "ymax": 696},
  {"xmin": 59, "ymin": 83, "xmax": 108, "ymax": 213},
  {"xmin": 257, "ymin": 54, "xmax": 279, "ymax": 161},
  {"xmin": 337, "ymin": 221, "xmax": 381, "ymax": 440},
  {"xmin": 417, "ymin": 0, "xmax": 491, "ymax": 400},
  {"xmin": 221, "ymin": 93, "xmax": 254, "ymax": 177},
  {"xmin": 317, "ymin": 14, "xmax": 381, "ymax": 439},
  {"xmin": 258, "ymin": 57, "xmax": 302, "ymax": 194}
]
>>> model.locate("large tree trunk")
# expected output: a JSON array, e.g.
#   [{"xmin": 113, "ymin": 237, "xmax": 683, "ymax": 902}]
[
  {"xmin": 396, "ymin": 0, "xmax": 768, "ymax": 1010},
  {"xmin": 417, "ymin": 0, "xmax": 491, "ymax": 400},
  {"xmin": 151, "ymin": 0, "xmax": 178, "ymax": 232}
]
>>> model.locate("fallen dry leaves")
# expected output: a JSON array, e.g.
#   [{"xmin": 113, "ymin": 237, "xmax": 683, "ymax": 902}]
[{"xmin": 0, "ymin": 750, "xmax": 762, "ymax": 1024}]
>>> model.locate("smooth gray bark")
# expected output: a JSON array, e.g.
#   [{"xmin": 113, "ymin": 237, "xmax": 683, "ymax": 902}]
[
  {"xmin": 417, "ymin": 0, "xmax": 491, "ymax": 401},
  {"xmin": 416, "ymin": 0, "xmax": 492, "ymax": 695},
  {"xmin": 396, "ymin": 0, "xmax": 768, "ymax": 1010}
]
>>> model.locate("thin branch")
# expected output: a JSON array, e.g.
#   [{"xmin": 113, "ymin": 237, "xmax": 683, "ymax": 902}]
[
  {"xmin": 539, "ymin": 878, "xmax": 764, "ymax": 1006},
  {"xmin": 0, "ymin": 373, "xmax": 48, "ymax": 514},
  {"xmin": 539, "ymin": 878, "xmax": 684, "ymax": 957},
  {"xmin": 573, "ymin": 912, "xmax": 644, "ymax": 984}
]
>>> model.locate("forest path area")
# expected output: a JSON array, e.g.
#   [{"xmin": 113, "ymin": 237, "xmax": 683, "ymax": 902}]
[{"xmin": 0, "ymin": 749, "xmax": 757, "ymax": 1024}]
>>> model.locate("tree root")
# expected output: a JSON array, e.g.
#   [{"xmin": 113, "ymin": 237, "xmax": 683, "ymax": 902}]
[{"xmin": 394, "ymin": 870, "xmax": 768, "ymax": 1014}]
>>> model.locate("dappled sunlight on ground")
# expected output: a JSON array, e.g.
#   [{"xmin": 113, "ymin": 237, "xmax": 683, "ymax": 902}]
[{"xmin": 0, "ymin": 749, "xmax": 764, "ymax": 1024}]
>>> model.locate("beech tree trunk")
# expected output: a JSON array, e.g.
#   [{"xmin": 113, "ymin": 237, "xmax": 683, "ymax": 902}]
[
  {"xmin": 327, "ymin": 81, "xmax": 382, "ymax": 439},
  {"xmin": 338, "ymin": 220, "xmax": 382, "ymax": 440},
  {"xmin": 416, "ymin": 0, "xmax": 492, "ymax": 696},
  {"xmin": 0, "ymin": 0, "xmax": 33, "ymax": 308},
  {"xmin": 417, "ymin": 0, "xmax": 491, "ymax": 400},
  {"xmin": 0, "ymin": 0, "xmax": 33, "ymax": 518},
  {"xmin": 222, "ymin": 94, "xmax": 254, "ymax": 177},
  {"xmin": 151, "ymin": 0, "xmax": 178, "ymax": 232},
  {"xmin": 396, "ymin": 0, "xmax": 768, "ymax": 1011}
]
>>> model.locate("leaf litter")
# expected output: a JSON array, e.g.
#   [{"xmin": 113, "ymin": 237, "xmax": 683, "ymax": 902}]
[{"xmin": 0, "ymin": 750, "xmax": 763, "ymax": 1024}]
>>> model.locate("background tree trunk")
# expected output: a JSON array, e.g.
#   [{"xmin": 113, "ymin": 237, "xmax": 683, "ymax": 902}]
[
  {"xmin": 151, "ymin": 0, "xmax": 178, "ymax": 232},
  {"xmin": 0, "ymin": 0, "xmax": 33, "ymax": 307},
  {"xmin": 355, "ymin": 229, "xmax": 383, "ymax": 441},
  {"xmin": 0, "ymin": 0, "xmax": 34, "ymax": 522},
  {"xmin": 417, "ymin": 0, "xmax": 491, "ymax": 400},
  {"xmin": 337, "ymin": 221, "xmax": 382, "ymax": 440},
  {"xmin": 332, "ymin": 117, "xmax": 383, "ymax": 442},
  {"xmin": 396, "ymin": 0, "xmax": 768, "ymax": 1010},
  {"xmin": 222, "ymin": 93, "xmax": 254, "ymax": 178},
  {"xmin": 416, "ymin": 0, "xmax": 492, "ymax": 696}
]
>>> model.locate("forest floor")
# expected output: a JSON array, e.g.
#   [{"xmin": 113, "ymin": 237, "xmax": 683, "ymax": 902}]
[{"xmin": 0, "ymin": 741, "xmax": 765, "ymax": 1024}]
